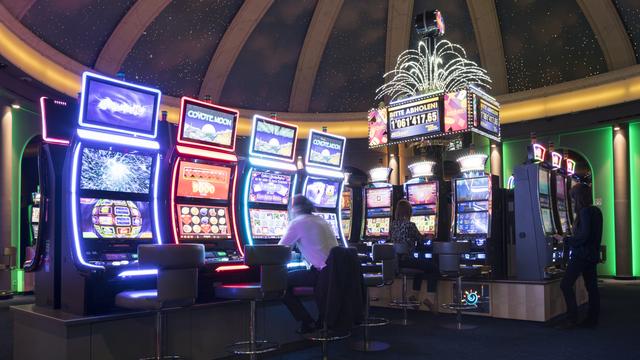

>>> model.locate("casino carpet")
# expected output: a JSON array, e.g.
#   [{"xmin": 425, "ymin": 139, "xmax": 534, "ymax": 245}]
[{"xmin": 267, "ymin": 279, "xmax": 640, "ymax": 360}]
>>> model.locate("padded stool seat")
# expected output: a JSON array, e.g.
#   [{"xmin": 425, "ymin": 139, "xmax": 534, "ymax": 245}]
[
  {"xmin": 460, "ymin": 266, "xmax": 482, "ymax": 278},
  {"xmin": 215, "ymin": 284, "xmax": 263, "ymax": 300},
  {"xmin": 363, "ymin": 273, "xmax": 384, "ymax": 287}
]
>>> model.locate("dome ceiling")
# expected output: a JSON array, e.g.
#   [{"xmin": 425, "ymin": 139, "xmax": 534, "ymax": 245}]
[{"xmin": 3, "ymin": 0, "xmax": 640, "ymax": 114}]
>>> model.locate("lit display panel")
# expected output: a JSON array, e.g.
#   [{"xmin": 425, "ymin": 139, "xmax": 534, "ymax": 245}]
[
  {"xmin": 176, "ymin": 161, "xmax": 231, "ymax": 201},
  {"xmin": 180, "ymin": 99, "xmax": 236, "ymax": 149},
  {"xmin": 248, "ymin": 171, "xmax": 291, "ymax": 205},
  {"xmin": 251, "ymin": 117, "xmax": 297, "ymax": 161},
  {"xmin": 411, "ymin": 215, "xmax": 436, "ymax": 235},
  {"xmin": 407, "ymin": 182, "xmax": 437, "ymax": 205},
  {"xmin": 249, "ymin": 208, "xmax": 288, "ymax": 239},
  {"xmin": 365, "ymin": 187, "xmax": 392, "ymax": 208},
  {"xmin": 314, "ymin": 212, "xmax": 340, "ymax": 238},
  {"xmin": 455, "ymin": 177, "xmax": 489, "ymax": 202},
  {"xmin": 80, "ymin": 147, "xmax": 153, "ymax": 194},
  {"xmin": 456, "ymin": 212, "xmax": 488, "ymax": 235},
  {"xmin": 305, "ymin": 179, "xmax": 340, "ymax": 209},
  {"xmin": 177, "ymin": 205, "xmax": 230, "ymax": 240},
  {"xmin": 80, "ymin": 198, "xmax": 152, "ymax": 240},
  {"xmin": 365, "ymin": 217, "xmax": 390, "ymax": 237}
]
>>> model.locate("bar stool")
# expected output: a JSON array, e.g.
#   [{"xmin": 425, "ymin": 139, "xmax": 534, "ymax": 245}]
[
  {"xmin": 115, "ymin": 243, "xmax": 205, "ymax": 360},
  {"xmin": 433, "ymin": 241, "xmax": 480, "ymax": 330},
  {"xmin": 389, "ymin": 267, "xmax": 423, "ymax": 326},
  {"xmin": 352, "ymin": 243, "xmax": 395, "ymax": 352},
  {"xmin": 214, "ymin": 245, "xmax": 290, "ymax": 360}
]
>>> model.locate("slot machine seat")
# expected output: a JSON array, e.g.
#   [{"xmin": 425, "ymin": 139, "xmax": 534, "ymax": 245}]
[
  {"xmin": 214, "ymin": 245, "xmax": 290, "ymax": 359},
  {"xmin": 389, "ymin": 265, "xmax": 422, "ymax": 326},
  {"xmin": 433, "ymin": 241, "xmax": 478, "ymax": 330},
  {"xmin": 352, "ymin": 243, "xmax": 395, "ymax": 352},
  {"xmin": 115, "ymin": 244, "xmax": 205, "ymax": 360}
]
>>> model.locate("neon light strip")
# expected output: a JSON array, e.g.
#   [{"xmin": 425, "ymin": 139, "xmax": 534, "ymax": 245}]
[
  {"xmin": 249, "ymin": 157, "xmax": 298, "ymax": 171},
  {"xmin": 230, "ymin": 164, "xmax": 244, "ymax": 257},
  {"xmin": 176, "ymin": 145, "xmax": 237, "ymax": 162},
  {"xmin": 336, "ymin": 178, "xmax": 348, "ymax": 247},
  {"xmin": 287, "ymin": 261, "xmax": 308, "ymax": 269},
  {"xmin": 77, "ymin": 128, "xmax": 160, "ymax": 150},
  {"xmin": 532, "ymin": 143, "xmax": 546, "ymax": 163},
  {"xmin": 176, "ymin": 96, "xmax": 239, "ymax": 152},
  {"xmin": 40, "ymin": 97, "xmax": 70, "ymax": 145},
  {"xmin": 388, "ymin": 91, "xmax": 442, "ymax": 105},
  {"xmin": 170, "ymin": 158, "xmax": 180, "ymax": 244},
  {"xmin": 242, "ymin": 167, "xmax": 254, "ymax": 245},
  {"xmin": 153, "ymin": 153, "xmax": 162, "ymax": 245},
  {"xmin": 249, "ymin": 114, "xmax": 298, "ymax": 163},
  {"xmin": 70, "ymin": 142, "xmax": 103, "ymax": 269},
  {"xmin": 304, "ymin": 129, "xmax": 346, "ymax": 171},
  {"xmin": 77, "ymin": 72, "xmax": 161, "ymax": 139},
  {"xmin": 215, "ymin": 265, "xmax": 249, "ymax": 272},
  {"xmin": 117, "ymin": 269, "xmax": 158, "ymax": 278},
  {"xmin": 305, "ymin": 166, "xmax": 344, "ymax": 179},
  {"xmin": 551, "ymin": 151, "xmax": 563, "ymax": 169}
]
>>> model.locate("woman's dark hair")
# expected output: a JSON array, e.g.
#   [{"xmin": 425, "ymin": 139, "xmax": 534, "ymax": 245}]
[
  {"xmin": 570, "ymin": 183, "xmax": 592, "ymax": 228},
  {"xmin": 395, "ymin": 199, "xmax": 413, "ymax": 220}
]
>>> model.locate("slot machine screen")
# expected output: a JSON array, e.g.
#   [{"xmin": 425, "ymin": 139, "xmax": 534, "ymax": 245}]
[
  {"xmin": 456, "ymin": 212, "xmax": 489, "ymax": 235},
  {"xmin": 307, "ymin": 131, "xmax": 345, "ymax": 168},
  {"xmin": 180, "ymin": 99, "xmax": 237, "ymax": 149},
  {"xmin": 541, "ymin": 208, "xmax": 554, "ymax": 235},
  {"xmin": 80, "ymin": 198, "xmax": 153, "ymax": 240},
  {"xmin": 341, "ymin": 219, "xmax": 351, "ymax": 239},
  {"xmin": 555, "ymin": 176, "xmax": 566, "ymax": 200},
  {"xmin": 249, "ymin": 209, "xmax": 288, "ymax": 239},
  {"xmin": 455, "ymin": 177, "xmax": 489, "ymax": 202},
  {"xmin": 341, "ymin": 187, "xmax": 352, "ymax": 211},
  {"xmin": 407, "ymin": 183, "xmax": 437, "ymax": 205},
  {"xmin": 313, "ymin": 212, "xmax": 340, "ymax": 238},
  {"xmin": 305, "ymin": 179, "xmax": 340, "ymax": 208},
  {"xmin": 251, "ymin": 117, "xmax": 297, "ymax": 161},
  {"xmin": 411, "ymin": 215, "xmax": 436, "ymax": 235},
  {"xmin": 176, "ymin": 205, "xmax": 231, "ymax": 240},
  {"xmin": 365, "ymin": 217, "xmax": 390, "ymax": 237},
  {"xmin": 365, "ymin": 187, "xmax": 392, "ymax": 208},
  {"xmin": 31, "ymin": 207, "xmax": 40, "ymax": 223},
  {"xmin": 538, "ymin": 168, "xmax": 550, "ymax": 195},
  {"xmin": 176, "ymin": 161, "xmax": 231, "ymax": 201},
  {"xmin": 248, "ymin": 171, "xmax": 291, "ymax": 205},
  {"xmin": 80, "ymin": 147, "xmax": 153, "ymax": 194}
]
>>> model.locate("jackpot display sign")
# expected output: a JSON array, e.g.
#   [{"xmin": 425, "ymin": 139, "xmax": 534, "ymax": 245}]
[
  {"xmin": 176, "ymin": 162, "xmax": 231, "ymax": 201},
  {"xmin": 177, "ymin": 205, "xmax": 230, "ymax": 240},
  {"xmin": 81, "ymin": 73, "xmax": 159, "ymax": 136},
  {"xmin": 444, "ymin": 90, "xmax": 468, "ymax": 132},
  {"xmin": 307, "ymin": 131, "xmax": 345, "ymax": 168},
  {"xmin": 181, "ymin": 101, "xmax": 236, "ymax": 148},
  {"xmin": 476, "ymin": 98, "xmax": 499, "ymax": 135},
  {"xmin": 249, "ymin": 171, "xmax": 291, "ymax": 205},
  {"xmin": 252, "ymin": 118, "xmax": 297, "ymax": 160},
  {"xmin": 388, "ymin": 96, "xmax": 441, "ymax": 141}
]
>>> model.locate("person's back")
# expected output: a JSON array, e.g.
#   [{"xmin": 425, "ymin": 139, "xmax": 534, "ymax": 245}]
[
  {"xmin": 568, "ymin": 205, "xmax": 603, "ymax": 263},
  {"xmin": 281, "ymin": 214, "xmax": 338, "ymax": 269}
]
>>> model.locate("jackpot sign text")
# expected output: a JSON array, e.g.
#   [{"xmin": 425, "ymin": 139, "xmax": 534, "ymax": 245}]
[{"xmin": 388, "ymin": 97, "xmax": 440, "ymax": 140}]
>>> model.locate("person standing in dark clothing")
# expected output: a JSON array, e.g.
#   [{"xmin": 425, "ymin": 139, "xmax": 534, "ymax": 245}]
[
  {"xmin": 389, "ymin": 199, "xmax": 439, "ymax": 310},
  {"xmin": 554, "ymin": 183, "xmax": 603, "ymax": 328}
]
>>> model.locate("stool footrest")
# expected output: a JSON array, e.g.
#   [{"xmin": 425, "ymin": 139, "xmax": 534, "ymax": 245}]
[
  {"xmin": 441, "ymin": 303, "xmax": 478, "ymax": 311},
  {"xmin": 389, "ymin": 300, "xmax": 420, "ymax": 308},
  {"xmin": 227, "ymin": 340, "xmax": 279, "ymax": 355},
  {"xmin": 351, "ymin": 340, "xmax": 390, "ymax": 352},
  {"xmin": 360, "ymin": 317, "xmax": 389, "ymax": 327},
  {"xmin": 304, "ymin": 329, "xmax": 351, "ymax": 342}
]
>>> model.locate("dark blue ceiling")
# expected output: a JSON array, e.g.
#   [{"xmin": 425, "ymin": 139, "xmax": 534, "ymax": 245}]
[{"xmin": 614, "ymin": 0, "xmax": 640, "ymax": 63}]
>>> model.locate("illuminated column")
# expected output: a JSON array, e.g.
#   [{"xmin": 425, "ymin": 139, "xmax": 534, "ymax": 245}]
[
  {"xmin": 613, "ymin": 124, "xmax": 633, "ymax": 278},
  {"xmin": 388, "ymin": 145, "xmax": 400, "ymax": 185},
  {"xmin": 490, "ymin": 141, "xmax": 502, "ymax": 183},
  {"xmin": 0, "ymin": 106, "xmax": 12, "ymax": 290},
  {"xmin": 398, "ymin": 143, "xmax": 411, "ymax": 183}
]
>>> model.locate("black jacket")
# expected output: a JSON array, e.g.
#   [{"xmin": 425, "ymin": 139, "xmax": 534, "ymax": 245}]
[
  {"xmin": 316, "ymin": 246, "xmax": 365, "ymax": 331},
  {"xmin": 566, "ymin": 206, "xmax": 603, "ymax": 263}
]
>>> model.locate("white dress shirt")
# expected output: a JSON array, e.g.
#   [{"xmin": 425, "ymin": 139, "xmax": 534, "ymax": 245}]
[{"xmin": 278, "ymin": 214, "xmax": 338, "ymax": 269}]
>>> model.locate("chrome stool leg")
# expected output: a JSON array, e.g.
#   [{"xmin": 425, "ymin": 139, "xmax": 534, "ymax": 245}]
[
  {"xmin": 440, "ymin": 276, "xmax": 478, "ymax": 330},
  {"xmin": 227, "ymin": 300, "xmax": 279, "ymax": 358},
  {"xmin": 390, "ymin": 274, "xmax": 418, "ymax": 326},
  {"xmin": 140, "ymin": 311, "xmax": 181, "ymax": 360},
  {"xmin": 352, "ymin": 288, "xmax": 390, "ymax": 352}
]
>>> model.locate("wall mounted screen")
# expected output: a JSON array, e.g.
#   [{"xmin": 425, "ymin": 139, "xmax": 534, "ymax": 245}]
[
  {"xmin": 248, "ymin": 171, "xmax": 291, "ymax": 205},
  {"xmin": 177, "ymin": 205, "xmax": 230, "ymax": 240},
  {"xmin": 249, "ymin": 208, "xmax": 288, "ymax": 239},
  {"xmin": 307, "ymin": 131, "xmax": 345, "ymax": 168},
  {"xmin": 180, "ymin": 99, "xmax": 237, "ymax": 149},
  {"xmin": 176, "ymin": 161, "xmax": 231, "ymax": 201},
  {"xmin": 80, "ymin": 147, "xmax": 153, "ymax": 194},
  {"xmin": 81, "ymin": 74, "xmax": 159, "ymax": 136},
  {"xmin": 305, "ymin": 179, "xmax": 340, "ymax": 209},
  {"xmin": 251, "ymin": 117, "xmax": 297, "ymax": 161},
  {"xmin": 80, "ymin": 198, "xmax": 153, "ymax": 239}
]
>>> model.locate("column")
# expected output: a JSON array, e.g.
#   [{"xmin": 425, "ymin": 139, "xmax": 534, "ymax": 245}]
[{"xmin": 613, "ymin": 124, "xmax": 633, "ymax": 278}]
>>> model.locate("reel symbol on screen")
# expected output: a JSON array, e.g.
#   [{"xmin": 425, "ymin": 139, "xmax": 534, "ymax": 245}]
[{"xmin": 463, "ymin": 290, "xmax": 479, "ymax": 306}]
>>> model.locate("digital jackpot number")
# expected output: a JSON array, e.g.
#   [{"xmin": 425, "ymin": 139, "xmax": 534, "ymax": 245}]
[{"xmin": 390, "ymin": 110, "xmax": 439, "ymax": 130}]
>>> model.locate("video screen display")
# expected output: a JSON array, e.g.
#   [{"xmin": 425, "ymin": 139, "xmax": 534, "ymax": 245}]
[
  {"xmin": 181, "ymin": 100, "xmax": 236, "ymax": 149},
  {"xmin": 555, "ymin": 176, "xmax": 566, "ymax": 200},
  {"xmin": 365, "ymin": 217, "xmax": 390, "ymax": 237},
  {"xmin": 177, "ymin": 205, "xmax": 230, "ymax": 240},
  {"xmin": 368, "ymin": 107, "xmax": 388, "ymax": 147},
  {"xmin": 314, "ymin": 212, "xmax": 340, "ymax": 238},
  {"xmin": 541, "ymin": 208, "xmax": 554, "ymax": 234},
  {"xmin": 456, "ymin": 212, "xmax": 489, "ymax": 235},
  {"xmin": 407, "ymin": 183, "xmax": 437, "ymax": 205},
  {"xmin": 251, "ymin": 117, "xmax": 297, "ymax": 161},
  {"xmin": 81, "ymin": 74, "xmax": 159, "ymax": 135},
  {"xmin": 477, "ymin": 99, "xmax": 499, "ymax": 135},
  {"xmin": 248, "ymin": 171, "xmax": 291, "ymax": 205},
  {"xmin": 411, "ymin": 215, "xmax": 436, "ymax": 235},
  {"xmin": 388, "ymin": 96, "xmax": 441, "ymax": 140},
  {"xmin": 341, "ymin": 219, "xmax": 351, "ymax": 240},
  {"xmin": 305, "ymin": 179, "xmax": 340, "ymax": 209},
  {"xmin": 176, "ymin": 161, "xmax": 231, "ymax": 201},
  {"xmin": 455, "ymin": 177, "xmax": 489, "ymax": 202},
  {"xmin": 366, "ymin": 187, "xmax": 392, "ymax": 208},
  {"xmin": 80, "ymin": 147, "xmax": 153, "ymax": 194},
  {"xmin": 341, "ymin": 187, "xmax": 352, "ymax": 211},
  {"xmin": 80, "ymin": 198, "xmax": 153, "ymax": 239},
  {"xmin": 307, "ymin": 131, "xmax": 345, "ymax": 168},
  {"xmin": 444, "ymin": 90, "xmax": 468, "ymax": 132},
  {"xmin": 249, "ymin": 208, "xmax": 288, "ymax": 239},
  {"xmin": 559, "ymin": 211, "xmax": 570, "ymax": 234},
  {"xmin": 31, "ymin": 207, "xmax": 40, "ymax": 223},
  {"xmin": 538, "ymin": 168, "xmax": 550, "ymax": 195}
]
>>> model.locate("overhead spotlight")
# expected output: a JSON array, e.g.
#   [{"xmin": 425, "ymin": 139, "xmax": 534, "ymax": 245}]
[
  {"xmin": 613, "ymin": 124, "xmax": 621, "ymax": 131},
  {"xmin": 11, "ymin": 103, "xmax": 20, "ymax": 109}
]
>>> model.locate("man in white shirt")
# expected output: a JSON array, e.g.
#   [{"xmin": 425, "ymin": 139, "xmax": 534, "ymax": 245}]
[{"xmin": 279, "ymin": 195, "xmax": 338, "ymax": 333}]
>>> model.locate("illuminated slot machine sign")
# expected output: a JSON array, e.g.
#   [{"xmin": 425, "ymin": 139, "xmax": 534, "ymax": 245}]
[
  {"xmin": 250, "ymin": 116, "xmax": 298, "ymax": 162},
  {"xmin": 364, "ymin": 187, "xmax": 392, "ymax": 237},
  {"xmin": 406, "ymin": 182, "xmax": 438, "ymax": 236},
  {"xmin": 178, "ymin": 97, "xmax": 237, "ymax": 151}
]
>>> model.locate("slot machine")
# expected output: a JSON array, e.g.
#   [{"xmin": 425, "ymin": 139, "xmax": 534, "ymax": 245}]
[
  {"xmin": 168, "ymin": 97, "xmax": 247, "ymax": 294},
  {"xmin": 341, "ymin": 173, "xmax": 363, "ymax": 244},
  {"xmin": 362, "ymin": 167, "xmax": 397, "ymax": 244},
  {"xmin": 550, "ymin": 151, "xmax": 572, "ymax": 238},
  {"xmin": 23, "ymin": 97, "xmax": 77, "ymax": 309},
  {"xmin": 238, "ymin": 115, "xmax": 300, "ymax": 268},
  {"xmin": 514, "ymin": 142, "xmax": 564, "ymax": 280},
  {"xmin": 404, "ymin": 161, "xmax": 439, "ymax": 259},
  {"xmin": 60, "ymin": 72, "xmax": 164, "ymax": 315},
  {"xmin": 451, "ymin": 153, "xmax": 504, "ymax": 278},
  {"xmin": 297, "ymin": 129, "xmax": 348, "ymax": 247}
]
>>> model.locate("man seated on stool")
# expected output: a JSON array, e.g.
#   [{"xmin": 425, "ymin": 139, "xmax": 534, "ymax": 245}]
[{"xmin": 279, "ymin": 194, "xmax": 338, "ymax": 334}]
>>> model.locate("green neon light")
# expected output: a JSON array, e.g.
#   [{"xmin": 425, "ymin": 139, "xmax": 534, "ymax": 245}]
[{"xmin": 630, "ymin": 122, "xmax": 640, "ymax": 276}]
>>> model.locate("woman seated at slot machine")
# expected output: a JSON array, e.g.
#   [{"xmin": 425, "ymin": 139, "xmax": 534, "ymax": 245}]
[{"xmin": 390, "ymin": 199, "xmax": 439, "ymax": 310}]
